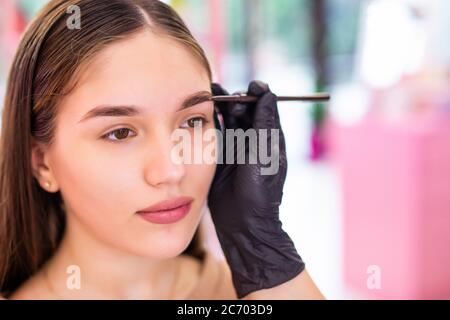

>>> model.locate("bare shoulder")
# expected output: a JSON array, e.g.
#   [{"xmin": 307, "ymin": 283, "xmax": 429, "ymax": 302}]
[{"xmin": 9, "ymin": 272, "xmax": 56, "ymax": 300}]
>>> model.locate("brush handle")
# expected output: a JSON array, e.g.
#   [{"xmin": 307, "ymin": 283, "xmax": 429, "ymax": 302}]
[{"xmin": 211, "ymin": 93, "xmax": 330, "ymax": 103}]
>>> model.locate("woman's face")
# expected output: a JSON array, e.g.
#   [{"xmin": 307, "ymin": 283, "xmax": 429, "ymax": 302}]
[{"xmin": 38, "ymin": 30, "xmax": 217, "ymax": 258}]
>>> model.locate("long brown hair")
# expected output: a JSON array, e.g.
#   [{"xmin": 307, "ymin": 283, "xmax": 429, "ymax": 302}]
[{"xmin": 0, "ymin": 0, "xmax": 212, "ymax": 295}]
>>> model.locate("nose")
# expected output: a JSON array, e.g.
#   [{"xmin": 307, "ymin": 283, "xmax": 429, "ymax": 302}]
[{"xmin": 142, "ymin": 131, "xmax": 186, "ymax": 188}]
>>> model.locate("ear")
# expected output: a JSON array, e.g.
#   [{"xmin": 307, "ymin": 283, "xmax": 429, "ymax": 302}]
[{"xmin": 31, "ymin": 139, "xmax": 59, "ymax": 193}]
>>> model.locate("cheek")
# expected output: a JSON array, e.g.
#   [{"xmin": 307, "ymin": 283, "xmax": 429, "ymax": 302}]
[
  {"xmin": 182, "ymin": 130, "xmax": 218, "ymax": 205},
  {"xmin": 184, "ymin": 162, "xmax": 216, "ymax": 205},
  {"xmin": 50, "ymin": 138, "xmax": 136, "ymax": 231}
]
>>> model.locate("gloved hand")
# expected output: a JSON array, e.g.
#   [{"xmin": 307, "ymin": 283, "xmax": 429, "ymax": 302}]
[{"xmin": 208, "ymin": 80, "xmax": 305, "ymax": 299}]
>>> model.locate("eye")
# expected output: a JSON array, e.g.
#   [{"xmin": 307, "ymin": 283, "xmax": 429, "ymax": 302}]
[
  {"xmin": 180, "ymin": 116, "xmax": 210, "ymax": 129},
  {"xmin": 101, "ymin": 128, "xmax": 137, "ymax": 141}
]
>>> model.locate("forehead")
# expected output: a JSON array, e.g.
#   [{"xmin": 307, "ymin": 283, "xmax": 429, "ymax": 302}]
[
  {"xmin": 60, "ymin": 30, "xmax": 210, "ymax": 118},
  {"xmin": 85, "ymin": 29, "xmax": 208, "ymax": 84}
]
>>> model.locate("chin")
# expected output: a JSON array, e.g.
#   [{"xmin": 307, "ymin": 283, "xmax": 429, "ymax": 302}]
[
  {"xmin": 109, "ymin": 207, "xmax": 204, "ymax": 259},
  {"xmin": 126, "ymin": 227, "xmax": 198, "ymax": 259}
]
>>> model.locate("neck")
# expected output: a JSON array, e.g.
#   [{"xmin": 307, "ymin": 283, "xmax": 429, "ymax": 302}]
[{"xmin": 43, "ymin": 212, "xmax": 179, "ymax": 299}]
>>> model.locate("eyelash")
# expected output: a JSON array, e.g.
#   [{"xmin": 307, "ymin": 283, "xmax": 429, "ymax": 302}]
[
  {"xmin": 180, "ymin": 116, "xmax": 210, "ymax": 129},
  {"xmin": 101, "ymin": 116, "xmax": 210, "ymax": 142},
  {"xmin": 101, "ymin": 128, "xmax": 137, "ymax": 142}
]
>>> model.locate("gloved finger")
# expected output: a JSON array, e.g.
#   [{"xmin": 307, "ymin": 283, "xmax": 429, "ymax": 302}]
[
  {"xmin": 230, "ymin": 80, "xmax": 270, "ymax": 124},
  {"xmin": 225, "ymin": 90, "xmax": 253, "ymax": 131},
  {"xmin": 224, "ymin": 80, "xmax": 272, "ymax": 130},
  {"xmin": 253, "ymin": 90, "xmax": 279, "ymax": 130},
  {"xmin": 211, "ymin": 83, "xmax": 241, "ymax": 130},
  {"xmin": 211, "ymin": 83, "xmax": 229, "ymax": 121},
  {"xmin": 246, "ymin": 80, "xmax": 274, "ymax": 130},
  {"xmin": 250, "ymin": 82, "xmax": 287, "ymax": 180},
  {"xmin": 211, "ymin": 82, "xmax": 228, "ymax": 96},
  {"xmin": 247, "ymin": 80, "xmax": 270, "ymax": 98},
  {"xmin": 252, "ymin": 90, "xmax": 286, "ymax": 149},
  {"xmin": 210, "ymin": 84, "xmax": 224, "ymax": 131},
  {"xmin": 228, "ymin": 90, "xmax": 247, "ymax": 118}
]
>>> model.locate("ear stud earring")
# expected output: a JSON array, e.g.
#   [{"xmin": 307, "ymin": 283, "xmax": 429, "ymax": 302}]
[{"xmin": 44, "ymin": 181, "xmax": 51, "ymax": 189}]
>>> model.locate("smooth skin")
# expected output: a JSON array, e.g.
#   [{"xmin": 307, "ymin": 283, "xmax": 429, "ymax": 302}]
[
  {"xmin": 12, "ymin": 29, "xmax": 217, "ymax": 299},
  {"xmin": 7, "ymin": 28, "xmax": 324, "ymax": 300}
]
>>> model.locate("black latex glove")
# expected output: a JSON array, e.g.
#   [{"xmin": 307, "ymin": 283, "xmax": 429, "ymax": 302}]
[{"xmin": 208, "ymin": 80, "xmax": 305, "ymax": 299}]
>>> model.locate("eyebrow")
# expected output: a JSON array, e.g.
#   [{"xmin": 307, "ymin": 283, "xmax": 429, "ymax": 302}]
[{"xmin": 78, "ymin": 90, "xmax": 212, "ymax": 123}]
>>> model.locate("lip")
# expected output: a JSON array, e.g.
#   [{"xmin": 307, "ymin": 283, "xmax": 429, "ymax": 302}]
[{"xmin": 136, "ymin": 196, "xmax": 194, "ymax": 225}]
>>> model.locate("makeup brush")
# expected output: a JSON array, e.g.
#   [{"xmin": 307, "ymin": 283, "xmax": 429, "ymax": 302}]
[{"xmin": 210, "ymin": 92, "xmax": 330, "ymax": 103}]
